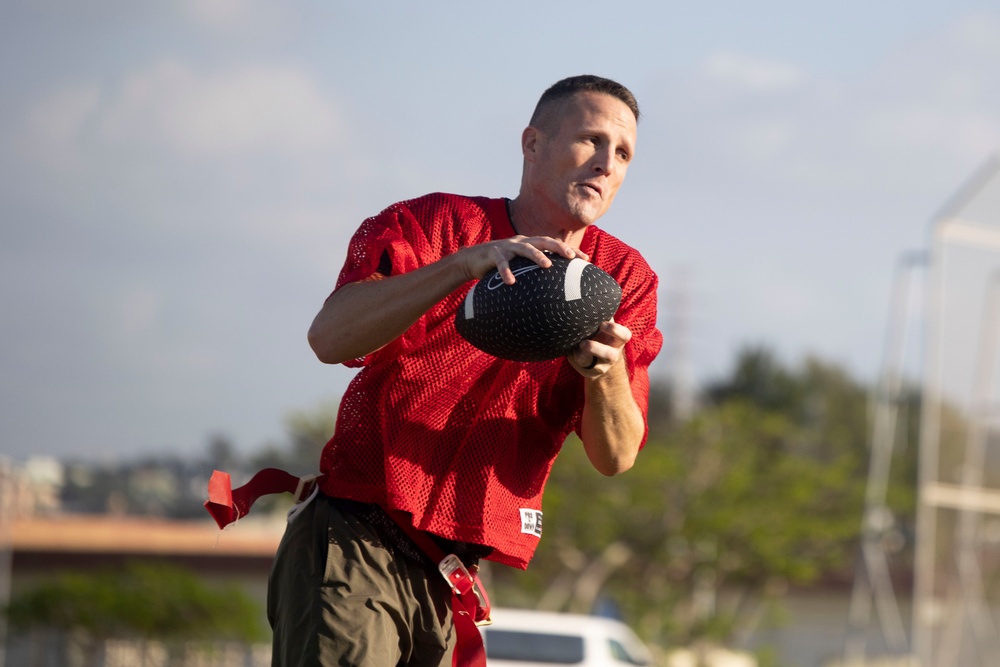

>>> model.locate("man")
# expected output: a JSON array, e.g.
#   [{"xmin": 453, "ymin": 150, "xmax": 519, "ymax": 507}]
[{"xmin": 268, "ymin": 75, "xmax": 662, "ymax": 666}]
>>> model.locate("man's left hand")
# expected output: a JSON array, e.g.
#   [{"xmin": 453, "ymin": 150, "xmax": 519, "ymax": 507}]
[{"xmin": 569, "ymin": 319, "xmax": 631, "ymax": 377}]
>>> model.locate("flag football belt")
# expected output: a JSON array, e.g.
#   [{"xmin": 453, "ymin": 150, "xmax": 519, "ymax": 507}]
[{"xmin": 204, "ymin": 468, "xmax": 490, "ymax": 667}]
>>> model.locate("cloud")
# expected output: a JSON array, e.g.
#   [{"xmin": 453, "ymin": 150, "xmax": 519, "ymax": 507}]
[
  {"xmin": 22, "ymin": 84, "xmax": 102, "ymax": 167},
  {"xmin": 98, "ymin": 59, "xmax": 341, "ymax": 157},
  {"xmin": 11, "ymin": 56, "xmax": 351, "ymax": 251},
  {"xmin": 664, "ymin": 13, "xmax": 1000, "ymax": 197},
  {"xmin": 635, "ymin": 11, "xmax": 1000, "ymax": 385},
  {"xmin": 943, "ymin": 12, "xmax": 1000, "ymax": 58},
  {"xmin": 179, "ymin": 0, "xmax": 254, "ymax": 27},
  {"xmin": 701, "ymin": 52, "xmax": 805, "ymax": 92},
  {"xmin": 176, "ymin": 0, "xmax": 294, "ymax": 33},
  {"xmin": 859, "ymin": 107, "xmax": 1000, "ymax": 164},
  {"xmin": 856, "ymin": 15, "xmax": 1000, "ymax": 168},
  {"xmin": 21, "ymin": 59, "xmax": 342, "ymax": 164}
]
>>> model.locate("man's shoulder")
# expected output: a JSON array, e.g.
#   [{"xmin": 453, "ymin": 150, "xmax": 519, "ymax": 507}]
[
  {"xmin": 378, "ymin": 194, "xmax": 506, "ymax": 242},
  {"xmin": 589, "ymin": 226, "xmax": 653, "ymax": 270},
  {"xmin": 392, "ymin": 192, "xmax": 500, "ymax": 216}
]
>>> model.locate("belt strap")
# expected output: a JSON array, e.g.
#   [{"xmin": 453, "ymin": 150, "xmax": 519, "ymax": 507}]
[
  {"xmin": 203, "ymin": 469, "xmax": 488, "ymax": 667},
  {"xmin": 384, "ymin": 508, "xmax": 491, "ymax": 667}
]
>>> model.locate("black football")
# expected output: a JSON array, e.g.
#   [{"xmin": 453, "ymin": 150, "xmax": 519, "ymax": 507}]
[{"xmin": 455, "ymin": 253, "xmax": 622, "ymax": 362}]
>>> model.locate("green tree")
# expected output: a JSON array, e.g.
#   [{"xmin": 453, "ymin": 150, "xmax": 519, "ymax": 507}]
[
  {"xmin": 5, "ymin": 562, "xmax": 265, "ymax": 666},
  {"xmin": 250, "ymin": 399, "xmax": 339, "ymax": 476},
  {"xmin": 492, "ymin": 347, "xmax": 918, "ymax": 655}
]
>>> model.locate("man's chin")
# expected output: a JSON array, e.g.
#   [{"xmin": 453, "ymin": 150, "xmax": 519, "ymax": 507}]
[{"xmin": 568, "ymin": 206, "xmax": 603, "ymax": 227}]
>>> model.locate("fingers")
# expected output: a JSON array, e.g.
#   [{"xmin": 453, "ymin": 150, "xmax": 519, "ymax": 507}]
[
  {"xmin": 506, "ymin": 236, "xmax": 582, "ymax": 266},
  {"xmin": 476, "ymin": 235, "xmax": 589, "ymax": 284},
  {"xmin": 572, "ymin": 344, "xmax": 615, "ymax": 375},
  {"xmin": 495, "ymin": 238, "xmax": 552, "ymax": 285},
  {"xmin": 492, "ymin": 244, "xmax": 515, "ymax": 285},
  {"xmin": 571, "ymin": 320, "xmax": 632, "ymax": 376}
]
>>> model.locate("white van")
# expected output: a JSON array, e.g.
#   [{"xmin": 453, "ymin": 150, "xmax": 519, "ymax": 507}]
[{"xmin": 480, "ymin": 607, "xmax": 655, "ymax": 666}]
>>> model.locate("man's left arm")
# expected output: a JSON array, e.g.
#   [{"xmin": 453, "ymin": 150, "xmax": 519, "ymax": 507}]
[{"xmin": 570, "ymin": 321, "xmax": 646, "ymax": 476}]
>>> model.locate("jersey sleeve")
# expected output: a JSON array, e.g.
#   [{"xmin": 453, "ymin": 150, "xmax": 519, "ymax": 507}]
[
  {"xmin": 616, "ymin": 262, "xmax": 662, "ymax": 447},
  {"xmin": 329, "ymin": 193, "xmax": 499, "ymax": 368},
  {"xmin": 574, "ymin": 238, "xmax": 663, "ymax": 448},
  {"xmin": 336, "ymin": 202, "xmax": 424, "ymax": 287},
  {"xmin": 331, "ymin": 201, "xmax": 428, "ymax": 367}
]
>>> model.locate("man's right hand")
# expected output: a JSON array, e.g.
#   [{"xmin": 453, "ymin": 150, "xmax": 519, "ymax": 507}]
[
  {"xmin": 459, "ymin": 235, "xmax": 588, "ymax": 285},
  {"xmin": 308, "ymin": 236, "xmax": 586, "ymax": 365}
]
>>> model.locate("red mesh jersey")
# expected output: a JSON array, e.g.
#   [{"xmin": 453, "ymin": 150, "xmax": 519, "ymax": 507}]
[{"xmin": 318, "ymin": 193, "xmax": 662, "ymax": 569}]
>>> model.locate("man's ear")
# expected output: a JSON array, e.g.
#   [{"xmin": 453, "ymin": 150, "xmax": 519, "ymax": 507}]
[{"xmin": 521, "ymin": 126, "xmax": 541, "ymax": 162}]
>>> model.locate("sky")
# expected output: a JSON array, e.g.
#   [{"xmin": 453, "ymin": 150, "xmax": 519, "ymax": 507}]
[{"xmin": 2, "ymin": 1, "xmax": 999, "ymax": 463}]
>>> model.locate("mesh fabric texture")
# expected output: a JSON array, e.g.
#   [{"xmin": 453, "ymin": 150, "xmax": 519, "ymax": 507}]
[{"xmin": 317, "ymin": 193, "xmax": 662, "ymax": 569}]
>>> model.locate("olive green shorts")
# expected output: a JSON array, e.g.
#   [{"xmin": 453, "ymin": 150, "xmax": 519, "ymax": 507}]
[{"xmin": 267, "ymin": 494, "xmax": 456, "ymax": 666}]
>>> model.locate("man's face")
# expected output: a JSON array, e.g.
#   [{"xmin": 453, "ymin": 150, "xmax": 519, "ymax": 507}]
[{"xmin": 525, "ymin": 91, "xmax": 637, "ymax": 229}]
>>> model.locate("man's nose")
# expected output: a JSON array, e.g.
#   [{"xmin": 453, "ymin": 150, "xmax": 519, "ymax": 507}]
[{"xmin": 591, "ymin": 148, "xmax": 615, "ymax": 175}]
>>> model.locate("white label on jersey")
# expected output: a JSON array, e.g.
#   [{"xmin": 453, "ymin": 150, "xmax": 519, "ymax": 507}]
[
  {"xmin": 519, "ymin": 508, "xmax": 543, "ymax": 537},
  {"xmin": 564, "ymin": 258, "xmax": 588, "ymax": 301}
]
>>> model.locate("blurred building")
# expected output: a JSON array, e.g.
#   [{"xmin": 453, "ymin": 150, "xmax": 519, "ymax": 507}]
[
  {"xmin": 0, "ymin": 456, "xmax": 63, "ymax": 519},
  {"xmin": 0, "ymin": 457, "xmax": 284, "ymax": 667}
]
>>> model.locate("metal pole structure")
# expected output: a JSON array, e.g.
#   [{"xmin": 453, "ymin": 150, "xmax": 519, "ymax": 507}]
[
  {"xmin": 843, "ymin": 251, "xmax": 925, "ymax": 665},
  {"xmin": 913, "ymin": 227, "xmax": 944, "ymax": 667},
  {"xmin": 936, "ymin": 272, "xmax": 1000, "ymax": 665},
  {"xmin": 913, "ymin": 157, "xmax": 1000, "ymax": 667}
]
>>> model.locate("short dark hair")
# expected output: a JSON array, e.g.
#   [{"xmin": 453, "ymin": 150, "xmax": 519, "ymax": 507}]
[{"xmin": 529, "ymin": 75, "xmax": 640, "ymax": 130}]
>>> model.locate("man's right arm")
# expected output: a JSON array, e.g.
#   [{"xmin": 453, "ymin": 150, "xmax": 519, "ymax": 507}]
[{"xmin": 307, "ymin": 236, "xmax": 584, "ymax": 364}]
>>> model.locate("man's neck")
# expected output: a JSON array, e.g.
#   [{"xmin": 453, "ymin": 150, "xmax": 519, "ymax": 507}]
[{"xmin": 507, "ymin": 196, "xmax": 586, "ymax": 248}]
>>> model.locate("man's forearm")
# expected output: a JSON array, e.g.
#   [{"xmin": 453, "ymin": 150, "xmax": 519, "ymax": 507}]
[
  {"xmin": 308, "ymin": 236, "xmax": 587, "ymax": 365},
  {"xmin": 308, "ymin": 254, "xmax": 471, "ymax": 364},
  {"xmin": 579, "ymin": 358, "xmax": 645, "ymax": 476}
]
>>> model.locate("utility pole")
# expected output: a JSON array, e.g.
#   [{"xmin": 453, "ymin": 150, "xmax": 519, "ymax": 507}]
[{"xmin": 664, "ymin": 266, "xmax": 696, "ymax": 420}]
